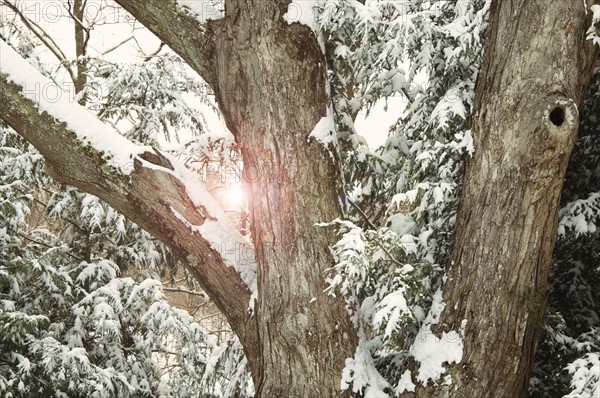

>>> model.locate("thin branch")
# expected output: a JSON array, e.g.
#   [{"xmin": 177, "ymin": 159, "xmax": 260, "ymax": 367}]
[
  {"xmin": 143, "ymin": 42, "xmax": 166, "ymax": 62},
  {"xmin": 190, "ymin": 301, "xmax": 210, "ymax": 317},
  {"xmin": 348, "ymin": 198, "xmax": 404, "ymax": 267},
  {"xmin": 208, "ymin": 329, "xmax": 232, "ymax": 336},
  {"xmin": 97, "ymin": 34, "xmax": 135, "ymax": 56},
  {"xmin": 197, "ymin": 312, "xmax": 225, "ymax": 322},
  {"xmin": 162, "ymin": 286, "xmax": 209, "ymax": 299},
  {"xmin": 1, "ymin": 0, "xmax": 76, "ymax": 84}
]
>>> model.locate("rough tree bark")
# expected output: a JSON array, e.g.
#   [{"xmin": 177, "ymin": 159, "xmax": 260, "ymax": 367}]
[
  {"xmin": 411, "ymin": 1, "xmax": 599, "ymax": 397},
  {"xmin": 205, "ymin": 4, "xmax": 359, "ymax": 396}
]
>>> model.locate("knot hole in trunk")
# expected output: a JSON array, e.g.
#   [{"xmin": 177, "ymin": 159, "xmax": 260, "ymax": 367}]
[{"xmin": 549, "ymin": 106, "xmax": 565, "ymax": 126}]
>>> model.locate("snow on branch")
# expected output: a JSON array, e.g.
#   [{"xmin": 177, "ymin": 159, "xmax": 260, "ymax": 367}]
[
  {"xmin": 0, "ymin": 39, "xmax": 257, "ymax": 326},
  {"xmin": 136, "ymin": 152, "xmax": 257, "ymax": 306},
  {"xmin": 0, "ymin": 40, "xmax": 148, "ymax": 174}
]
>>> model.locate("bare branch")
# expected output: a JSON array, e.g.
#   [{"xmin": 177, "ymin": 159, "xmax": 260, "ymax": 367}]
[
  {"xmin": 143, "ymin": 42, "xmax": 166, "ymax": 62},
  {"xmin": 162, "ymin": 286, "xmax": 209, "ymax": 299},
  {"xmin": 97, "ymin": 34, "xmax": 135, "ymax": 56}
]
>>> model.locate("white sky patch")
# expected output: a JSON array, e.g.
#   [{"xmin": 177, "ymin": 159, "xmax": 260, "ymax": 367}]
[
  {"xmin": 3, "ymin": 1, "xmax": 162, "ymax": 64},
  {"xmin": 225, "ymin": 182, "xmax": 244, "ymax": 208},
  {"xmin": 0, "ymin": 39, "xmax": 148, "ymax": 174},
  {"xmin": 322, "ymin": 99, "xmax": 410, "ymax": 151},
  {"xmin": 355, "ymin": 96, "xmax": 407, "ymax": 149},
  {"xmin": 177, "ymin": 0, "xmax": 224, "ymax": 23}
]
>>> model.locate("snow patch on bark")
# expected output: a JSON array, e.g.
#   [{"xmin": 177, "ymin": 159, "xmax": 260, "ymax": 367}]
[
  {"xmin": 409, "ymin": 288, "xmax": 465, "ymax": 385},
  {"xmin": 410, "ymin": 324, "xmax": 464, "ymax": 384},
  {"xmin": 308, "ymin": 106, "xmax": 336, "ymax": 146},
  {"xmin": 283, "ymin": 1, "xmax": 327, "ymax": 54}
]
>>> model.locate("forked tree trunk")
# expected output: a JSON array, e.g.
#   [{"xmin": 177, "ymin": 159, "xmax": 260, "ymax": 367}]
[
  {"xmin": 412, "ymin": 1, "xmax": 599, "ymax": 397},
  {"xmin": 10, "ymin": 0, "xmax": 599, "ymax": 396},
  {"xmin": 206, "ymin": 3, "xmax": 357, "ymax": 397}
]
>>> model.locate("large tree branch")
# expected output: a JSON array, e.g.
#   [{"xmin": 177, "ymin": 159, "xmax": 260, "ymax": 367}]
[
  {"xmin": 113, "ymin": 0, "xmax": 218, "ymax": 86},
  {"xmin": 112, "ymin": 0, "xmax": 292, "ymax": 89},
  {"xmin": 0, "ymin": 41, "xmax": 258, "ymax": 345}
]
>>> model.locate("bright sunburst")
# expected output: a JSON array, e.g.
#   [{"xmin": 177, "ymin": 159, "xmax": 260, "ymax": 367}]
[{"xmin": 226, "ymin": 182, "xmax": 244, "ymax": 208}]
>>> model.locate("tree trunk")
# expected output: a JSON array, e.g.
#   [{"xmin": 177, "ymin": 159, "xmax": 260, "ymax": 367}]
[
  {"xmin": 110, "ymin": 1, "xmax": 358, "ymax": 396},
  {"xmin": 412, "ymin": 1, "xmax": 598, "ymax": 397},
  {"xmin": 206, "ymin": 4, "xmax": 357, "ymax": 396}
]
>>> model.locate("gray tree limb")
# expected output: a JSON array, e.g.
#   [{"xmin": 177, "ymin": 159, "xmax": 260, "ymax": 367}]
[{"xmin": 0, "ymin": 71, "xmax": 259, "ymax": 347}]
